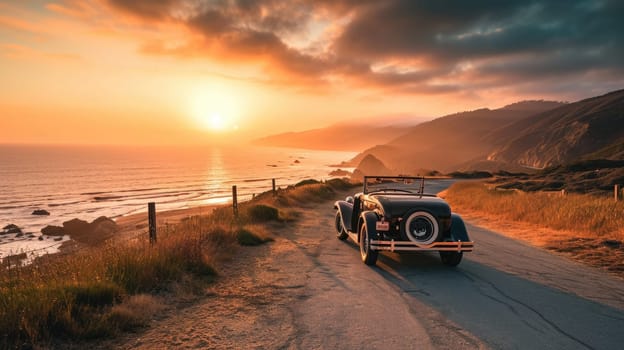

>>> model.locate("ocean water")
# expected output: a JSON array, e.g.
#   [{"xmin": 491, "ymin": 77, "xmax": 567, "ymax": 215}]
[{"xmin": 0, "ymin": 144, "xmax": 355, "ymax": 260}]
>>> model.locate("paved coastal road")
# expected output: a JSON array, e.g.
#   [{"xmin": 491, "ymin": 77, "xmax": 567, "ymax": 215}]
[{"xmin": 290, "ymin": 179, "xmax": 624, "ymax": 349}]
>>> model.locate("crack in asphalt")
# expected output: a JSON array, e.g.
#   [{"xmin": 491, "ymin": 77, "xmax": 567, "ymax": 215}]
[
  {"xmin": 477, "ymin": 289, "xmax": 545, "ymax": 335},
  {"xmin": 464, "ymin": 270, "xmax": 595, "ymax": 350}
]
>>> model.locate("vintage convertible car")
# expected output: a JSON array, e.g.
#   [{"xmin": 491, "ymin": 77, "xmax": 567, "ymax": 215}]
[{"xmin": 334, "ymin": 176, "xmax": 473, "ymax": 266}]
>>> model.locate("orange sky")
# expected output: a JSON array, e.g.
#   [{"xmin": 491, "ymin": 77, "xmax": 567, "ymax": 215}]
[{"xmin": 1, "ymin": 1, "xmax": 622, "ymax": 145}]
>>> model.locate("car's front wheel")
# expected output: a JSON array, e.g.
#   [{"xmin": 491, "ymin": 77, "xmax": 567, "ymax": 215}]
[
  {"xmin": 439, "ymin": 251, "xmax": 462, "ymax": 267},
  {"xmin": 335, "ymin": 211, "xmax": 348, "ymax": 240},
  {"xmin": 360, "ymin": 224, "xmax": 378, "ymax": 266}
]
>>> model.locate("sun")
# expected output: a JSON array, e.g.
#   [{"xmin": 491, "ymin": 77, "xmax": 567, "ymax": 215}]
[
  {"xmin": 208, "ymin": 113, "xmax": 225, "ymax": 130},
  {"xmin": 189, "ymin": 85, "xmax": 243, "ymax": 133}
]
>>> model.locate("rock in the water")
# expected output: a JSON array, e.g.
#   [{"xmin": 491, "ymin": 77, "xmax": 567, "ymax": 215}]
[
  {"xmin": 42, "ymin": 216, "xmax": 119, "ymax": 245},
  {"xmin": 15, "ymin": 232, "xmax": 24, "ymax": 238},
  {"xmin": 61, "ymin": 216, "xmax": 119, "ymax": 245},
  {"xmin": 41, "ymin": 225, "xmax": 65, "ymax": 236},
  {"xmin": 3, "ymin": 224, "xmax": 22, "ymax": 234},
  {"xmin": 32, "ymin": 209, "xmax": 50, "ymax": 216},
  {"xmin": 38, "ymin": 236, "xmax": 44, "ymax": 241}
]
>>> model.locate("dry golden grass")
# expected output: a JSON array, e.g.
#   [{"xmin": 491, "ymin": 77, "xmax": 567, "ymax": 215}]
[
  {"xmin": 444, "ymin": 182, "xmax": 624, "ymax": 275},
  {"xmin": 0, "ymin": 218, "xmax": 263, "ymax": 347},
  {"xmin": 0, "ymin": 226, "xmax": 225, "ymax": 346},
  {"xmin": 445, "ymin": 182, "xmax": 624, "ymax": 238}
]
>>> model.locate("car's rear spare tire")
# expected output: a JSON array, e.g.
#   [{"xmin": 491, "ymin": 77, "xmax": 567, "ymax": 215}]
[
  {"xmin": 403, "ymin": 211, "xmax": 439, "ymax": 245},
  {"xmin": 440, "ymin": 251, "xmax": 462, "ymax": 266}
]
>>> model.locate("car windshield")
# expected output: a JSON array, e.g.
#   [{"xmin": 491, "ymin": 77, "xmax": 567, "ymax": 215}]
[{"xmin": 363, "ymin": 176, "xmax": 425, "ymax": 194}]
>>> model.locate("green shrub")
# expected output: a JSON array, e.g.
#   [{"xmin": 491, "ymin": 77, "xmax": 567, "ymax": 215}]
[
  {"xmin": 64, "ymin": 282, "xmax": 123, "ymax": 307},
  {"xmin": 246, "ymin": 204, "xmax": 280, "ymax": 222}
]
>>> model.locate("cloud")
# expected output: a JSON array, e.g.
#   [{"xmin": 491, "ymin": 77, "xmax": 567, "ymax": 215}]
[
  {"xmin": 106, "ymin": 0, "xmax": 178, "ymax": 20},
  {"xmin": 349, "ymin": 1, "xmax": 624, "ymax": 96},
  {"xmin": 93, "ymin": 0, "xmax": 624, "ymax": 97}
]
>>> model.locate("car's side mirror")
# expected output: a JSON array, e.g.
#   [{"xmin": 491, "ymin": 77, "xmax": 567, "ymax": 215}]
[{"xmin": 345, "ymin": 196, "xmax": 354, "ymax": 203}]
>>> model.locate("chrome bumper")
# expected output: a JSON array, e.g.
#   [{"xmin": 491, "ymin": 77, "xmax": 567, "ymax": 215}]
[{"xmin": 369, "ymin": 240, "xmax": 474, "ymax": 252}]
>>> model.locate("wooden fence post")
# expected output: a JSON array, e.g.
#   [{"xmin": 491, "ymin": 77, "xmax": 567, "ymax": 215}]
[
  {"xmin": 232, "ymin": 185, "xmax": 239, "ymax": 218},
  {"xmin": 272, "ymin": 178, "xmax": 276, "ymax": 196},
  {"xmin": 148, "ymin": 202, "xmax": 157, "ymax": 244},
  {"xmin": 616, "ymin": 184, "xmax": 620, "ymax": 202}
]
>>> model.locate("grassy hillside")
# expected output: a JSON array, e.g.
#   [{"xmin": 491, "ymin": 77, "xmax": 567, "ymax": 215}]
[{"xmin": 487, "ymin": 89, "xmax": 624, "ymax": 168}]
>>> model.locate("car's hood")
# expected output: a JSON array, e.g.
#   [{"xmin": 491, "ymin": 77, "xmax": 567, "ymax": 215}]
[{"xmin": 373, "ymin": 194, "xmax": 451, "ymax": 218}]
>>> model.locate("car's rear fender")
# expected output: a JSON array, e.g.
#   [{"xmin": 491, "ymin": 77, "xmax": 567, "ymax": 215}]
[
  {"xmin": 334, "ymin": 200, "xmax": 354, "ymax": 233},
  {"xmin": 448, "ymin": 213, "xmax": 470, "ymax": 242},
  {"xmin": 358, "ymin": 211, "xmax": 380, "ymax": 243}
]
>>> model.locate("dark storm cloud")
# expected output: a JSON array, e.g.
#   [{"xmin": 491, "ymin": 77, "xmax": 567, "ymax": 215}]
[
  {"xmin": 336, "ymin": 1, "xmax": 622, "ymax": 61},
  {"xmin": 103, "ymin": 0, "xmax": 624, "ymax": 95},
  {"xmin": 334, "ymin": 0, "xmax": 624, "ymax": 86}
]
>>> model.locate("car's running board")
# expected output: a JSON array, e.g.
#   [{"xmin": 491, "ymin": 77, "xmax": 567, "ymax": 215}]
[{"xmin": 370, "ymin": 240, "xmax": 474, "ymax": 252}]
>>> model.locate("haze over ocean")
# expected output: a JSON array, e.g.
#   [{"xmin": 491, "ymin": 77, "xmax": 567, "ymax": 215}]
[{"xmin": 0, "ymin": 144, "xmax": 354, "ymax": 257}]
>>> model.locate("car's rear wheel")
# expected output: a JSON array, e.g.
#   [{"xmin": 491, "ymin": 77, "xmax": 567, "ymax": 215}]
[
  {"xmin": 439, "ymin": 251, "xmax": 462, "ymax": 266},
  {"xmin": 335, "ymin": 211, "xmax": 348, "ymax": 240},
  {"xmin": 360, "ymin": 224, "xmax": 378, "ymax": 266}
]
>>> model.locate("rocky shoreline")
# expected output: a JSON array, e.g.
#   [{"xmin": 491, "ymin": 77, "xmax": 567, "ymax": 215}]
[{"xmin": 1, "ymin": 216, "xmax": 119, "ymax": 265}]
